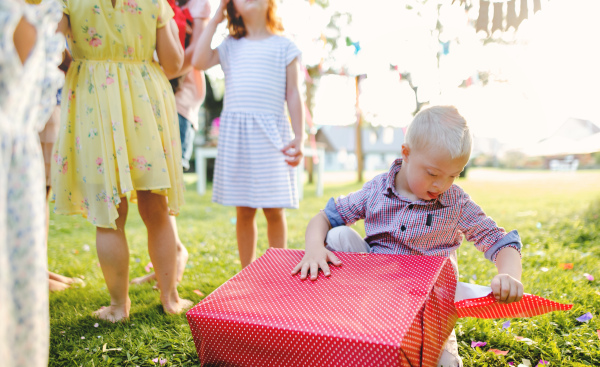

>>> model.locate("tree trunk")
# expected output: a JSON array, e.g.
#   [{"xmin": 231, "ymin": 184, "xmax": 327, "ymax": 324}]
[
  {"xmin": 476, "ymin": 0, "xmax": 490, "ymax": 35},
  {"xmin": 518, "ymin": 0, "xmax": 529, "ymax": 26},
  {"xmin": 492, "ymin": 2, "xmax": 504, "ymax": 34},
  {"xmin": 355, "ymin": 75, "xmax": 364, "ymax": 183},
  {"xmin": 506, "ymin": 0, "xmax": 518, "ymax": 30}
]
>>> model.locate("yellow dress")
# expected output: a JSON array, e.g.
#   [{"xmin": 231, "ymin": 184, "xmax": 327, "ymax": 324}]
[{"xmin": 52, "ymin": 0, "xmax": 184, "ymax": 229}]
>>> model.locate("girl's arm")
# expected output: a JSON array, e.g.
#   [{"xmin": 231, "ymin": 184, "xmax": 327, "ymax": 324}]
[
  {"xmin": 164, "ymin": 16, "xmax": 208, "ymax": 80},
  {"xmin": 281, "ymin": 57, "xmax": 305, "ymax": 167},
  {"xmin": 13, "ymin": 16, "xmax": 36, "ymax": 64},
  {"xmin": 156, "ymin": 19, "xmax": 184, "ymax": 76},
  {"xmin": 191, "ymin": 0, "xmax": 229, "ymax": 70}
]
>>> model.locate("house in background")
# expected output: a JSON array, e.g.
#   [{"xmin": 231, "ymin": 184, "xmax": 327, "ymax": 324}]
[
  {"xmin": 523, "ymin": 118, "xmax": 600, "ymax": 170},
  {"xmin": 315, "ymin": 126, "xmax": 405, "ymax": 171}
]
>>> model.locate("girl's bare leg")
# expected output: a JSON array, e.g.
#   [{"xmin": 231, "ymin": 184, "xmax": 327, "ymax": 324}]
[
  {"xmin": 263, "ymin": 208, "xmax": 287, "ymax": 249},
  {"xmin": 137, "ymin": 191, "xmax": 192, "ymax": 314},
  {"xmin": 93, "ymin": 199, "xmax": 131, "ymax": 322},
  {"xmin": 236, "ymin": 207, "xmax": 258, "ymax": 269},
  {"xmin": 130, "ymin": 216, "xmax": 188, "ymax": 285}
]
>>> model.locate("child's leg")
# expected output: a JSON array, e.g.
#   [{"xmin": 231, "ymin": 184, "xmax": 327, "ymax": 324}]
[
  {"xmin": 263, "ymin": 208, "xmax": 287, "ymax": 249},
  {"xmin": 325, "ymin": 226, "xmax": 371, "ymax": 253},
  {"xmin": 94, "ymin": 199, "xmax": 131, "ymax": 322},
  {"xmin": 437, "ymin": 330, "xmax": 463, "ymax": 367},
  {"xmin": 137, "ymin": 191, "xmax": 192, "ymax": 314},
  {"xmin": 236, "ymin": 206, "xmax": 258, "ymax": 268},
  {"xmin": 129, "ymin": 216, "xmax": 188, "ymax": 285}
]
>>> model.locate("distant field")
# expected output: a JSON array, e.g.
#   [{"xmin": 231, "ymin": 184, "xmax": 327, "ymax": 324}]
[{"xmin": 48, "ymin": 168, "xmax": 600, "ymax": 366}]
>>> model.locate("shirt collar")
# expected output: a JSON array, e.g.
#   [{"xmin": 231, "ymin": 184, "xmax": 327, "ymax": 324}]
[{"xmin": 383, "ymin": 158, "xmax": 459, "ymax": 207}]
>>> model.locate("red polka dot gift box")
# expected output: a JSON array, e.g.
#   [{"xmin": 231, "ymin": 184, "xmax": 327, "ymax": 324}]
[{"xmin": 186, "ymin": 248, "xmax": 459, "ymax": 367}]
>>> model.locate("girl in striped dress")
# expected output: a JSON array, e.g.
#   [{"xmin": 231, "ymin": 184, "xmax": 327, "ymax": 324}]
[{"xmin": 192, "ymin": 0, "xmax": 304, "ymax": 268}]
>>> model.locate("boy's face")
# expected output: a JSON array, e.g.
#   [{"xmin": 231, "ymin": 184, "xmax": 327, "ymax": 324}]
[{"xmin": 400, "ymin": 144, "xmax": 469, "ymax": 201}]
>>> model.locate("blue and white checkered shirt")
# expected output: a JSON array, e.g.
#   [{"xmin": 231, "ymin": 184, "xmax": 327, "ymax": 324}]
[{"xmin": 324, "ymin": 159, "xmax": 521, "ymax": 262}]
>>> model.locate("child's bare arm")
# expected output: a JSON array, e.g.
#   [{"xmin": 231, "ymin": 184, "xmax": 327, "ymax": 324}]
[
  {"xmin": 281, "ymin": 57, "xmax": 304, "ymax": 167},
  {"xmin": 164, "ymin": 16, "xmax": 208, "ymax": 79},
  {"xmin": 191, "ymin": 0, "xmax": 228, "ymax": 70},
  {"xmin": 491, "ymin": 247, "xmax": 523, "ymax": 304},
  {"xmin": 156, "ymin": 19, "xmax": 184, "ymax": 76},
  {"xmin": 291, "ymin": 212, "xmax": 342, "ymax": 280}
]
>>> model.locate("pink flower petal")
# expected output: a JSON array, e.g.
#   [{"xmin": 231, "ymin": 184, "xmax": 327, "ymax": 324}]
[
  {"xmin": 471, "ymin": 341, "xmax": 487, "ymax": 348},
  {"xmin": 159, "ymin": 358, "xmax": 167, "ymax": 365},
  {"xmin": 145, "ymin": 262, "xmax": 153, "ymax": 273},
  {"xmin": 193, "ymin": 289, "xmax": 204, "ymax": 297},
  {"xmin": 502, "ymin": 320, "xmax": 511, "ymax": 329},
  {"xmin": 583, "ymin": 273, "xmax": 594, "ymax": 281},
  {"xmin": 537, "ymin": 360, "xmax": 549, "ymax": 366},
  {"xmin": 489, "ymin": 348, "xmax": 509, "ymax": 355},
  {"xmin": 152, "ymin": 358, "xmax": 159, "ymax": 363}
]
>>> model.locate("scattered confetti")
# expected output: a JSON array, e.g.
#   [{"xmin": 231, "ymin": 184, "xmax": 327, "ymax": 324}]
[
  {"xmin": 597, "ymin": 330, "xmax": 600, "ymax": 340},
  {"xmin": 537, "ymin": 360, "xmax": 549, "ymax": 366},
  {"xmin": 576, "ymin": 312, "xmax": 593, "ymax": 322},
  {"xmin": 521, "ymin": 359, "xmax": 532, "ymax": 366},
  {"xmin": 515, "ymin": 336, "xmax": 535, "ymax": 345},
  {"xmin": 540, "ymin": 267, "xmax": 549, "ymax": 272},
  {"xmin": 93, "ymin": 323, "xmax": 99, "ymax": 328},
  {"xmin": 81, "ymin": 336, "xmax": 85, "ymax": 339},
  {"xmin": 471, "ymin": 341, "xmax": 487, "ymax": 348},
  {"xmin": 82, "ymin": 244, "xmax": 90, "ymax": 252},
  {"xmin": 152, "ymin": 358, "xmax": 158, "ymax": 363},
  {"xmin": 145, "ymin": 262, "xmax": 153, "ymax": 273},
  {"xmin": 489, "ymin": 349, "xmax": 508, "ymax": 355},
  {"xmin": 193, "ymin": 289, "xmax": 204, "ymax": 297},
  {"xmin": 508, "ymin": 363, "xmax": 514, "ymax": 366},
  {"xmin": 97, "ymin": 336, "xmax": 101, "ymax": 338},
  {"xmin": 502, "ymin": 320, "xmax": 511, "ymax": 329},
  {"xmin": 102, "ymin": 343, "xmax": 122, "ymax": 352},
  {"xmin": 583, "ymin": 273, "xmax": 594, "ymax": 281},
  {"xmin": 160, "ymin": 359, "xmax": 167, "ymax": 366},
  {"xmin": 472, "ymin": 274, "xmax": 477, "ymax": 280},
  {"xmin": 559, "ymin": 263, "xmax": 573, "ymax": 270}
]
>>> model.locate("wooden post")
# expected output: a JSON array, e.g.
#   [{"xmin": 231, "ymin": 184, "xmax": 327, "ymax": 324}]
[{"xmin": 355, "ymin": 75, "xmax": 364, "ymax": 183}]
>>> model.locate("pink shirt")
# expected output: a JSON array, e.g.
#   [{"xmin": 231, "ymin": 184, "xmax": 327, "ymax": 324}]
[{"xmin": 175, "ymin": 0, "xmax": 211, "ymax": 129}]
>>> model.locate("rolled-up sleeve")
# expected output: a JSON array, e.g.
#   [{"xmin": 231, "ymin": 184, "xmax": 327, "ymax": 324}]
[
  {"xmin": 484, "ymin": 230, "xmax": 522, "ymax": 262},
  {"xmin": 334, "ymin": 179, "xmax": 373, "ymax": 226},
  {"xmin": 458, "ymin": 195, "xmax": 522, "ymax": 262},
  {"xmin": 324, "ymin": 198, "xmax": 345, "ymax": 228}
]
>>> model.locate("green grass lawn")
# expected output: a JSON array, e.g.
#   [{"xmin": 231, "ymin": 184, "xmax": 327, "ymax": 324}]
[{"xmin": 48, "ymin": 168, "xmax": 600, "ymax": 366}]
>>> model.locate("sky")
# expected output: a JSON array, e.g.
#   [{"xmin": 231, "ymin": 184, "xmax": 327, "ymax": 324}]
[{"xmin": 204, "ymin": 0, "xmax": 600, "ymax": 150}]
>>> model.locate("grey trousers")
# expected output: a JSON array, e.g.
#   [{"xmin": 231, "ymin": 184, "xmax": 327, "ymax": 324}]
[{"xmin": 324, "ymin": 226, "xmax": 463, "ymax": 367}]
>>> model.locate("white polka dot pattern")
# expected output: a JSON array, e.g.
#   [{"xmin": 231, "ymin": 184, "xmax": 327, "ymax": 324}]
[
  {"xmin": 186, "ymin": 248, "xmax": 458, "ymax": 367},
  {"xmin": 455, "ymin": 293, "xmax": 573, "ymax": 319}
]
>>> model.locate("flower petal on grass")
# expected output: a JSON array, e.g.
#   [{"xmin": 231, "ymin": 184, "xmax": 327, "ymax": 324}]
[
  {"xmin": 152, "ymin": 358, "xmax": 159, "ymax": 363},
  {"xmin": 502, "ymin": 320, "xmax": 511, "ymax": 329},
  {"xmin": 540, "ymin": 267, "xmax": 549, "ymax": 272},
  {"xmin": 145, "ymin": 262, "xmax": 153, "ymax": 273},
  {"xmin": 94, "ymin": 323, "xmax": 99, "ymax": 328},
  {"xmin": 522, "ymin": 359, "xmax": 532, "ymax": 366},
  {"xmin": 508, "ymin": 363, "xmax": 514, "ymax": 366},
  {"xmin": 583, "ymin": 273, "xmax": 594, "ymax": 281},
  {"xmin": 597, "ymin": 330, "xmax": 600, "ymax": 340},
  {"xmin": 159, "ymin": 358, "xmax": 167, "ymax": 366},
  {"xmin": 537, "ymin": 360, "xmax": 549, "ymax": 366},
  {"xmin": 515, "ymin": 336, "xmax": 535, "ymax": 345},
  {"xmin": 489, "ymin": 349, "xmax": 509, "ymax": 355},
  {"xmin": 576, "ymin": 312, "xmax": 593, "ymax": 322},
  {"xmin": 193, "ymin": 289, "xmax": 204, "ymax": 297},
  {"xmin": 559, "ymin": 263, "xmax": 573, "ymax": 270},
  {"xmin": 471, "ymin": 341, "xmax": 487, "ymax": 348}
]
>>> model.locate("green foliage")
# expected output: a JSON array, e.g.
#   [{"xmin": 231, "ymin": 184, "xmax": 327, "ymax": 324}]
[{"xmin": 48, "ymin": 170, "xmax": 600, "ymax": 366}]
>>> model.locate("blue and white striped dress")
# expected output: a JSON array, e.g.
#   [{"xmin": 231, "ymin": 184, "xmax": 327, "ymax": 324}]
[{"xmin": 213, "ymin": 35, "xmax": 301, "ymax": 208}]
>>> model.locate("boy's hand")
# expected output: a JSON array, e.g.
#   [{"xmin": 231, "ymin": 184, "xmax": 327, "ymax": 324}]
[
  {"xmin": 491, "ymin": 274, "xmax": 523, "ymax": 304},
  {"xmin": 291, "ymin": 247, "xmax": 342, "ymax": 280}
]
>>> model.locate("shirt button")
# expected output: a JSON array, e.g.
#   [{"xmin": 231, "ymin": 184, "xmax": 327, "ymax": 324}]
[
  {"xmin": 401, "ymin": 225, "xmax": 406, "ymax": 231},
  {"xmin": 408, "ymin": 204, "xmax": 414, "ymax": 209}
]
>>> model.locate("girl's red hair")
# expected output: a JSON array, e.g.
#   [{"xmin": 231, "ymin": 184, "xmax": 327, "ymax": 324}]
[{"xmin": 226, "ymin": 0, "xmax": 284, "ymax": 39}]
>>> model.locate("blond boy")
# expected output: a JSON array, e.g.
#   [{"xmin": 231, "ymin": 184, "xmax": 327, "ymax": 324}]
[{"xmin": 292, "ymin": 105, "xmax": 523, "ymax": 366}]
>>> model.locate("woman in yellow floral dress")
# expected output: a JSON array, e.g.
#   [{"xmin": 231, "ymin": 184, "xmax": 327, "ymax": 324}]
[{"xmin": 53, "ymin": 0, "xmax": 192, "ymax": 321}]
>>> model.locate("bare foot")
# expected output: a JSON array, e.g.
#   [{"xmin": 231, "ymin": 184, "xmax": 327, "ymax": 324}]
[
  {"xmin": 130, "ymin": 273, "xmax": 156, "ymax": 285},
  {"xmin": 49, "ymin": 279, "xmax": 70, "ymax": 292},
  {"xmin": 92, "ymin": 298, "xmax": 131, "ymax": 323},
  {"xmin": 161, "ymin": 293, "xmax": 193, "ymax": 315}
]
